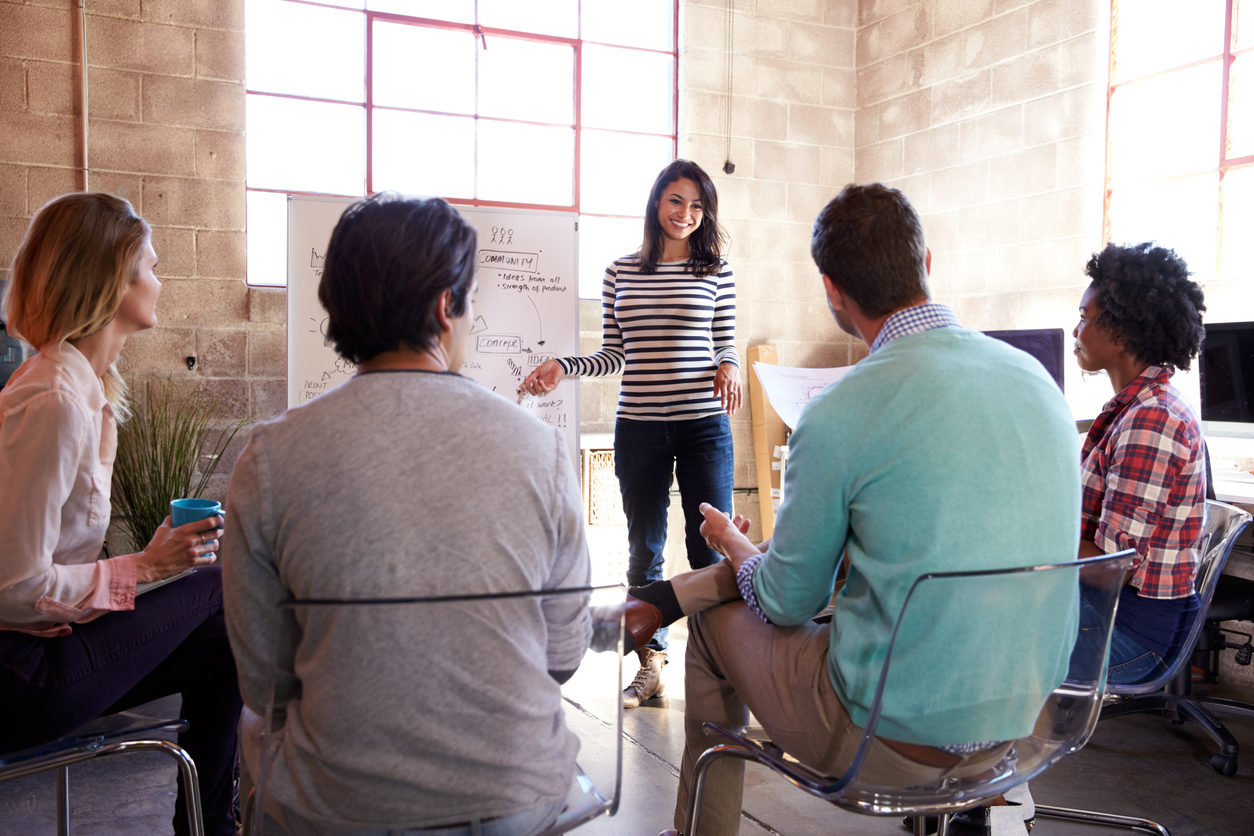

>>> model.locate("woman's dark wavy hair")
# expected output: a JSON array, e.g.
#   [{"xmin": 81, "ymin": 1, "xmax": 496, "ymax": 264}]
[
  {"xmin": 318, "ymin": 193, "xmax": 477, "ymax": 365},
  {"xmin": 1085, "ymin": 242, "xmax": 1205, "ymax": 371},
  {"xmin": 639, "ymin": 159, "xmax": 726, "ymax": 277}
]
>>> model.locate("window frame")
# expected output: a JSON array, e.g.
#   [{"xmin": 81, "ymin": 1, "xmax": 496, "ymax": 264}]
[
  {"xmin": 244, "ymin": 0, "xmax": 680, "ymax": 288},
  {"xmin": 1103, "ymin": 0, "xmax": 1252, "ymax": 271}
]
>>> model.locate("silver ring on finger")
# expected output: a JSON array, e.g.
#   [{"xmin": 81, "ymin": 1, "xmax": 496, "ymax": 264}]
[{"xmin": 201, "ymin": 533, "xmax": 208, "ymax": 544}]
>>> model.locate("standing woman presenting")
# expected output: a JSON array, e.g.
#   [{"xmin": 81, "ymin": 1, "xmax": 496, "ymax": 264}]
[
  {"xmin": 522, "ymin": 160, "xmax": 740, "ymax": 708},
  {"xmin": 0, "ymin": 193, "xmax": 241, "ymax": 836}
]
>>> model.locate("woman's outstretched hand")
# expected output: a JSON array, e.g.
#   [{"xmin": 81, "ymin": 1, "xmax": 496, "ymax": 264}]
[
  {"xmin": 520, "ymin": 359, "xmax": 565, "ymax": 397},
  {"xmin": 134, "ymin": 515, "xmax": 224, "ymax": 583},
  {"xmin": 713, "ymin": 362, "xmax": 742, "ymax": 416}
]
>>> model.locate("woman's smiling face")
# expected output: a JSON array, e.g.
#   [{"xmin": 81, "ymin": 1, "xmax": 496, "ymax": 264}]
[{"xmin": 655, "ymin": 177, "xmax": 703, "ymax": 246}]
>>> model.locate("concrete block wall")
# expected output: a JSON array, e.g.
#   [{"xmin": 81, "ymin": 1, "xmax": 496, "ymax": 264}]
[
  {"xmin": 0, "ymin": 0, "xmax": 281, "ymax": 503},
  {"xmin": 2, "ymin": 0, "xmax": 1115, "ymax": 510},
  {"xmin": 853, "ymin": 0, "xmax": 1110, "ymax": 414}
]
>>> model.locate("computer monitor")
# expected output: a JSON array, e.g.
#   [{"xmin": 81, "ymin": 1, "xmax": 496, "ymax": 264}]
[
  {"xmin": 1199, "ymin": 320, "xmax": 1254, "ymax": 439},
  {"xmin": 983, "ymin": 328, "xmax": 1066, "ymax": 392}
]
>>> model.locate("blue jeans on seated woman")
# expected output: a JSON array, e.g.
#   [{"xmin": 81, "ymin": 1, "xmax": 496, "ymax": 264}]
[
  {"xmin": 614, "ymin": 413, "xmax": 733, "ymax": 651},
  {"xmin": 1105, "ymin": 627, "xmax": 1169, "ymax": 685}
]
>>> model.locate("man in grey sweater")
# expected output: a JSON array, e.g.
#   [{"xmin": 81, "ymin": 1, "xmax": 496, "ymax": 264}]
[{"xmin": 223, "ymin": 194, "xmax": 591, "ymax": 835}]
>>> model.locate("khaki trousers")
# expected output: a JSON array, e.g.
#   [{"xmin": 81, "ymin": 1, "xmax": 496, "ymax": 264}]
[{"xmin": 673, "ymin": 577, "xmax": 1006, "ymax": 835}]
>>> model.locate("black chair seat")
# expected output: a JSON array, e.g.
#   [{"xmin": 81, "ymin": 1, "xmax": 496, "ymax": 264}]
[{"xmin": 1208, "ymin": 574, "xmax": 1254, "ymax": 623}]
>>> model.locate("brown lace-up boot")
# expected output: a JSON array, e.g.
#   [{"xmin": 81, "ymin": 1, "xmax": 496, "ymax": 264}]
[{"xmin": 622, "ymin": 646, "xmax": 666, "ymax": 708}]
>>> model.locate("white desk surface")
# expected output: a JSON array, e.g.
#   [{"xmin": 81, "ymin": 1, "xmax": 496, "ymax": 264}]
[{"xmin": 1213, "ymin": 470, "xmax": 1254, "ymax": 509}]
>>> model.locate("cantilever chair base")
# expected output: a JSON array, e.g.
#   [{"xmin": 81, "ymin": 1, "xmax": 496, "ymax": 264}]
[
  {"xmin": 1035, "ymin": 803, "xmax": 1169, "ymax": 835},
  {"xmin": 0, "ymin": 712, "xmax": 203, "ymax": 836}
]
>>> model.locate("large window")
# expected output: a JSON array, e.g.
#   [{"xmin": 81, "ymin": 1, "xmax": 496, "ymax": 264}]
[
  {"xmin": 245, "ymin": 0, "xmax": 679, "ymax": 296},
  {"xmin": 1105, "ymin": 0, "xmax": 1251, "ymax": 285}
]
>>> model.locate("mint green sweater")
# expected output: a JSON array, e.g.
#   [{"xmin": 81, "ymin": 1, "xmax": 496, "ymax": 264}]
[{"xmin": 755, "ymin": 327, "xmax": 1082, "ymax": 746}]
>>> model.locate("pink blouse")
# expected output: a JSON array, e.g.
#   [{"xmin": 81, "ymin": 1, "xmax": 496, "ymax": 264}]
[{"xmin": 0, "ymin": 342, "xmax": 137, "ymax": 636}]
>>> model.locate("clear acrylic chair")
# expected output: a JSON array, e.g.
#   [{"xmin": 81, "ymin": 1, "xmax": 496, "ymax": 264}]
[
  {"xmin": 1035, "ymin": 498, "xmax": 1252, "ymax": 833},
  {"xmin": 684, "ymin": 550, "xmax": 1136, "ymax": 836},
  {"xmin": 0, "ymin": 710, "xmax": 204, "ymax": 836},
  {"xmin": 247, "ymin": 584, "xmax": 625, "ymax": 835}
]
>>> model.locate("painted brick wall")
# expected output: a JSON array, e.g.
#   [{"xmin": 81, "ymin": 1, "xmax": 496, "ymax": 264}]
[
  {"xmin": 853, "ymin": 0, "xmax": 1110, "ymax": 415},
  {"xmin": 1, "ymin": 0, "xmax": 1108, "ymax": 505},
  {"xmin": 0, "ymin": 0, "xmax": 280, "ymax": 504}
]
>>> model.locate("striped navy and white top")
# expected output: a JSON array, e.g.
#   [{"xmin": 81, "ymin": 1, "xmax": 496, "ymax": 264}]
[{"xmin": 557, "ymin": 255, "xmax": 739, "ymax": 422}]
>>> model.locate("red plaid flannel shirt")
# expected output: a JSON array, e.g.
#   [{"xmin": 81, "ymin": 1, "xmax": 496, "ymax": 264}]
[{"xmin": 1080, "ymin": 366, "xmax": 1205, "ymax": 599}]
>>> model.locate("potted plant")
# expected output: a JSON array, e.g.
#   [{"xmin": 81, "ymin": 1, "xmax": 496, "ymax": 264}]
[{"xmin": 111, "ymin": 379, "xmax": 246, "ymax": 554}]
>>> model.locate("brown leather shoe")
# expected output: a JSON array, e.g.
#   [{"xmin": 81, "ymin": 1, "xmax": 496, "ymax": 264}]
[{"xmin": 624, "ymin": 595, "xmax": 663, "ymax": 652}]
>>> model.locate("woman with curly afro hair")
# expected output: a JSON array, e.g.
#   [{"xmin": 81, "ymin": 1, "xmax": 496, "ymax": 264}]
[{"xmin": 1074, "ymin": 241, "xmax": 1207, "ymax": 685}]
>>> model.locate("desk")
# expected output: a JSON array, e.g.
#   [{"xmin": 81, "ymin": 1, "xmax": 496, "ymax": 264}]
[{"xmin": 1215, "ymin": 476, "xmax": 1254, "ymax": 509}]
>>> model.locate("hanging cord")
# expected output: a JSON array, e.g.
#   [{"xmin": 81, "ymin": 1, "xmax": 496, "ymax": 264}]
[{"xmin": 722, "ymin": 0, "xmax": 735, "ymax": 174}]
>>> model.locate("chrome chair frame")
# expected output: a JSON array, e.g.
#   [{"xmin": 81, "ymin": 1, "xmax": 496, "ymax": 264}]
[
  {"xmin": 685, "ymin": 551, "xmax": 1136, "ymax": 836},
  {"xmin": 0, "ymin": 710, "xmax": 204, "ymax": 836}
]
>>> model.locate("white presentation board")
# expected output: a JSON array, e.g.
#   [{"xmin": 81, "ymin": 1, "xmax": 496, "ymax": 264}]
[{"xmin": 286, "ymin": 194, "xmax": 580, "ymax": 465}]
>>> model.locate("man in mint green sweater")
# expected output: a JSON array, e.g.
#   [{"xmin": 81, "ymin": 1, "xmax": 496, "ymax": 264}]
[{"xmin": 655, "ymin": 183, "xmax": 1081, "ymax": 836}]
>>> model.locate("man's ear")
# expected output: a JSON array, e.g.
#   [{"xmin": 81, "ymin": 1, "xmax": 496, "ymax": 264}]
[
  {"xmin": 925, "ymin": 247, "xmax": 932, "ymax": 276},
  {"xmin": 822, "ymin": 274, "xmax": 845, "ymax": 311},
  {"xmin": 434, "ymin": 290, "xmax": 454, "ymax": 333}
]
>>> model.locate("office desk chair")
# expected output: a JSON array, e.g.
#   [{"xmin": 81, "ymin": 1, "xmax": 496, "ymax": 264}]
[
  {"xmin": 0, "ymin": 710, "xmax": 204, "ymax": 836},
  {"xmin": 1034, "ymin": 499, "xmax": 1252, "ymax": 833},
  {"xmin": 1076, "ymin": 499, "xmax": 1250, "ymax": 775},
  {"xmin": 685, "ymin": 550, "xmax": 1135, "ymax": 836},
  {"xmin": 247, "ymin": 584, "xmax": 625, "ymax": 836}
]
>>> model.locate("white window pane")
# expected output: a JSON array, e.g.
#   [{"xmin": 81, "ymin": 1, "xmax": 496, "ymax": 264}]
[
  {"xmin": 1220, "ymin": 167, "xmax": 1254, "ymax": 281},
  {"xmin": 246, "ymin": 190, "xmax": 288, "ymax": 287},
  {"xmin": 582, "ymin": 44, "xmax": 673, "ymax": 132},
  {"xmin": 372, "ymin": 109, "xmax": 475, "ymax": 199},
  {"xmin": 479, "ymin": 38, "xmax": 574, "ymax": 123},
  {"xmin": 245, "ymin": 0, "xmax": 364, "ymax": 101},
  {"xmin": 478, "ymin": 121, "xmax": 573, "ymax": 204},
  {"xmin": 246, "ymin": 96, "xmax": 366, "ymax": 195},
  {"xmin": 1108, "ymin": 174, "xmax": 1218, "ymax": 278},
  {"xmin": 578, "ymin": 215, "xmax": 641, "ymax": 298},
  {"xmin": 479, "ymin": 0, "xmax": 576, "ymax": 37},
  {"xmin": 373, "ymin": 21, "xmax": 476, "ymax": 114},
  {"xmin": 1114, "ymin": 0, "xmax": 1226, "ymax": 80},
  {"xmin": 1228, "ymin": 54, "xmax": 1254, "ymax": 159},
  {"xmin": 580, "ymin": 131, "xmax": 673, "ymax": 215},
  {"xmin": 1238, "ymin": 1, "xmax": 1253, "ymax": 50},
  {"xmin": 1109, "ymin": 64, "xmax": 1221, "ymax": 182},
  {"xmin": 581, "ymin": 0, "xmax": 674, "ymax": 50}
]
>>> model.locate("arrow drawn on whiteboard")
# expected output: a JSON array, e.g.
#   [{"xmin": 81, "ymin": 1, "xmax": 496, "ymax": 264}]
[
  {"xmin": 470, "ymin": 315, "xmax": 487, "ymax": 335},
  {"xmin": 524, "ymin": 295, "xmax": 545, "ymax": 350}
]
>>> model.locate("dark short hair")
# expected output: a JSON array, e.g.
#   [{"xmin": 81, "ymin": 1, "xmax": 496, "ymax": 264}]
[
  {"xmin": 1084, "ymin": 242, "xmax": 1205, "ymax": 371},
  {"xmin": 318, "ymin": 193, "xmax": 478, "ymax": 365},
  {"xmin": 810, "ymin": 183, "xmax": 929, "ymax": 318},
  {"xmin": 640, "ymin": 159, "xmax": 726, "ymax": 277}
]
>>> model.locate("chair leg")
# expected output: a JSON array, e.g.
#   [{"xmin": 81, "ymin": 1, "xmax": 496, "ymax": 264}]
[
  {"xmin": 1173, "ymin": 698, "xmax": 1240, "ymax": 776},
  {"xmin": 57, "ymin": 766, "xmax": 70, "ymax": 836},
  {"xmin": 1035, "ymin": 802, "xmax": 1170, "ymax": 835},
  {"xmin": 685, "ymin": 744, "xmax": 758, "ymax": 835},
  {"xmin": 107, "ymin": 739, "xmax": 205, "ymax": 836}
]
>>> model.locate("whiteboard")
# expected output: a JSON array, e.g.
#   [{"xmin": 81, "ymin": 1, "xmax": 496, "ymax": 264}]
[{"xmin": 286, "ymin": 194, "xmax": 580, "ymax": 465}]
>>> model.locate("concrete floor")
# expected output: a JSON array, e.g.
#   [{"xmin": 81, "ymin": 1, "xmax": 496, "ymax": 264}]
[{"xmin": 3, "ymin": 616, "xmax": 1254, "ymax": 836}]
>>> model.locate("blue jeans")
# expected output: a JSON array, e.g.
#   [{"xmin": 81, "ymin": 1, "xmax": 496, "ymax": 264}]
[
  {"xmin": 615, "ymin": 414, "xmax": 733, "ymax": 651},
  {"xmin": 1106, "ymin": 626, "xmax": 1169, "ymax": 685},
  {"xmin": 1078, "ymin": 592, "xmax": 1170, "ymax": 686}
]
